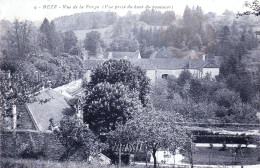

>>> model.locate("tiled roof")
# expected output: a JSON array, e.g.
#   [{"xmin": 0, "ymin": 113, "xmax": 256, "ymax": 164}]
[
  {"xmin": 84, "ymin": 56, "xmax": 217, "ymax": 71},
  {"xmin": 203, "ymin": 62, "xmax": 220, "ymax": 68},
  {"xmin": 202, "ymin": 56, "xmax": 223, "ymax": 68},
  {"xmin": 150, "ymin": 58, "xmax": 189, "ymax": 70},
  {"xmin": 84, "ymin": 59, "xmax": 156, "ymax": 71},
  {"xmin": 189, "ymin": 58, "xmax": 205, "ymax": 69},
  {"xmin": 54, "ymin": 79, "xmax": 84, "ymax": 98},
  {"xmin": 25, "ymin": 89, "xmax": 74, "ymax": 131},
  {"xmin": 128, "ymin": 59, "xmax": 156, "ymax": 70},
  {"xmin": 213, "ymin": 56, "xmax": 223, "ymax": 67}
]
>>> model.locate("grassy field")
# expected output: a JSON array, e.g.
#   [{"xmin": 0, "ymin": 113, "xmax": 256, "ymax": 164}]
[
  {"xmin": 0, "ymin": 157, "xmax": 145, "ymax": 168},
  {"xmin": 1, "ymin": 147, "xmax": 260, "ymax": 168},
  {"xmin": 1, "ymin": 156, "xmax": 260, "ymax": 168}
]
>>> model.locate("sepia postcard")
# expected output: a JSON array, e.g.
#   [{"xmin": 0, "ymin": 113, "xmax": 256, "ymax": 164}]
[{"xmin": 0, "ymin": 0, "xmax": 260, "ymax": 167}]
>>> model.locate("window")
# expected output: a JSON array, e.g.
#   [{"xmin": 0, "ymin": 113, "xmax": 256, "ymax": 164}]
[{"xmin": 162, "ymin": 74, "xmax": 169, "ymax": 79}]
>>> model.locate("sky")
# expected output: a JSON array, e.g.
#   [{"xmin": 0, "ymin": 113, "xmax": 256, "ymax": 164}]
[{"xmin": 0, "ymin": 0, "xmax": 252, "ymax": 21}]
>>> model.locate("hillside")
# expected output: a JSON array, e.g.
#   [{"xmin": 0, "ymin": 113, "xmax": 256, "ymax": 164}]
[{"xmin": 53, "ymin": 12, "xmax": 118, "ymax": 31}]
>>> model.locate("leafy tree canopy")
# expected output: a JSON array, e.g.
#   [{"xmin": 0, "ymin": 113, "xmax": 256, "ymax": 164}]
[
  {"xmin": 88, "ymin": 59, "xmax": 151, "ymax": 106},
  {"xmin": 54, "ymin": 117, "xmax": 105, "ymax": 161},
  {"xmin": 83, "ymin": 82, "xmax": 143, "ymax": 134}
]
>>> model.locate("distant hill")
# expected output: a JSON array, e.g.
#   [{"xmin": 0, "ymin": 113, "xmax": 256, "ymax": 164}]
[
  {"xmin": 73, "ymin": 25, "xmax": 114, "ymax": 44},
  {"xmin": 53, "ymin": 12, "xmax": 118, "ymax": 31}
]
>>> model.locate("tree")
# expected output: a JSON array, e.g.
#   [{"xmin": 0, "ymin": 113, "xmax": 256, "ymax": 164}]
[
  {"xmin": 177, "ymin": 70, "xmax": 192, "ymax": 87},
  {"xmin": 39, "ymin": 18, "xmax": 52, "ymax": 51},
  {"xmin": 213, "ymin": 88, "xmax": 240, "ymax": 109},
  {"xmin": 39, "ymin": 18, "xmax": 62, "ymax": 56},
  {"xmin": 54, "ymin": 117, "xmax": 104, "ymax": 161},
  {"xmin": 83, "ymin": 82, "xmax": 143, "ymax": 134},
  {"xmin": 2, "ymin": 19, "xmax": 34, "ymax": 58},
  {"xmin": 88, "ymin": 59, "xmax": 151, "ymax": 106},
  {"xmin": 183, "ymin": 6, "xmax": 193, "ymax": 28},
  {"xmin": 84, "ymin": 31, "xmax": 104, "ymax": 56},
  {"xmin": 109, "ymin": 109, "xmax": 189, "ymax": 168},
  {"xmin": 238, "ymin": 0, "xmax": 260, "ymax": 16},
  {"xmin": 109, "ymin": 38, "xmax": 139, "ymax": 52},
  {"xmin": 189, "ymin": 78, "xmax": 205, "ymax": 102},
  {"xmin": 63, "ymin": 31, "xmax": 78, "ymax": 53},
  {"xmin": 229, "ymin": 102, "xmax": 258, "ymax": 123},
  {"xmin": 218, "ymin": 26, "xmax": 232, "ymax": 56},
  {"xmin": 180, "ymin": 134, "xmax": 195, "ymax": 168}
]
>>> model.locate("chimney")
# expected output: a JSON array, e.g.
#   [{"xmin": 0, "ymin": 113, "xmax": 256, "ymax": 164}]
[
  {"xmin": 49, "ymin": 118, "xmax": 55, "ymax": 131},
  {"xmin": 108, "ymin": 52, "xmax": 113, "ymax": 59},
  {"xmin": 47, "ymin": 80, "xmax": 52, "ymax": 88},
  {"xmin": 76, "ymin": 100, "xmax": 83, "ymax": 123},
  {"xmin": 12, "ymin": 104, "xmax": 17, "ymax": 129},
  {"xmin": 35, "ymin": 71, "xmax": 39, "ymax": 82},
  {"xmin": 42, "ymin": 81, "xmax": 45, "ymax": 90},
  {"xmin": 136, "ymin": 50, "xmax": 141, "ymax": 59},
  {"xmin": 7, "ymin": 70, "xmax": 11, "ymax": 79},
  {"xmin": 202, "ymin": 54, "xmax": 206, "ymax": 61}
]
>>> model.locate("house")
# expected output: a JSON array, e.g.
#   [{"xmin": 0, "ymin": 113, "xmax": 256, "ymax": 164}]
[
  {"xmin": 128, "ymin": 59, "xmax": 157, "ymax": 83},
  {"xmin": 150, "ymin": 58, "xmax": 189, "ymax": 79},
  {"xmin": 201, "ymin": 56, "xmax": 223, "ymax": 78},
  {"xmin": 84, "ymin": 59, "xmax": 157, "ymax": 83},
  {"xmin": 54, "ymin": 79, "xmax": 85, "ymax": 98},
  {"xmin": 150, "ymin": 150, "xmax": 184, "ymax": 165},
  {"xmin": 9, "ymin": 88, "xmax": 83, "ymax": 132},
  {"xmin": 83, "ymin": 54, "xmax": 222, "ymax": 84},
  {"xmin": 188, "ymin": 58, "xmax": 205, "ymax": 78}
]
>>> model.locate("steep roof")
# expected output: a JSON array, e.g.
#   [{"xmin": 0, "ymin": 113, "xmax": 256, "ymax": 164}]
[
  {"xmin": 54, "ymin": 79, "xmax": 83, "ymax": 98},
  {"xmin": 202, "ymin": 56, "xmax": 223, "ymax": 68},
  {"xmin": 150, "ymin": 58, "xmax": 189, "ymax": 70},
  {"xmin": 84, "ymin": 59, "xmax": 156, "ymax": 71},
  {"xmin": 25, "ymin": 89, "xmax": 74, "ymax": 131},
  {"xmin": 189, "ymin": 58, "xmax": 205, "ymax": 69},
  {"xmin": 128, "ymin": 59, "xmax": 156, "ymax": 70},
  {"xmin": 213, "ymin": 56, "xmax": 223, "ymax": 67},
  {"xmin": 203, "ymin": 62, "xmax": 220, "ymax": 68}
]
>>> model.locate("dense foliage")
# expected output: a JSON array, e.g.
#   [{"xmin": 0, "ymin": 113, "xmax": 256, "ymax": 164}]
[
  {"xmin": 54, "ymin": 117, "xmax": 105, "ymax": 161},
  {"xmin": 88, "ymin": 59, "xmax": 151, "ymax": 106},
  {"xmin": 84, "ymin": 82, "xmax": 143, "ymax": 134},
  {"xmin": 152, "ymin": 70, "xmax": 260, "ymax": 124}
]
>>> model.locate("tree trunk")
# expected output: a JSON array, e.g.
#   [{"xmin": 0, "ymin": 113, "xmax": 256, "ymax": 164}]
[
  {"xmin": 190, "ymin": 150, "xmax": 193, "ymax": 168},
  {"xmin": 118, "ymin": 143, "xmax": 122, "ymax": 168},
  {"xmin": 145, "ymin": 151, "xmax": 148, "ymax": 166},
  {"xmin": 152, "ymin": 148, "xmax": 157, "ymax": 168}
]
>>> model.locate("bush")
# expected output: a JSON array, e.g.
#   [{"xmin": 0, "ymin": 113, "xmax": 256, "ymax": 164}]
[{"xmin": 20, "ymin": 146, "xmax": 45, "ymax": 159}]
